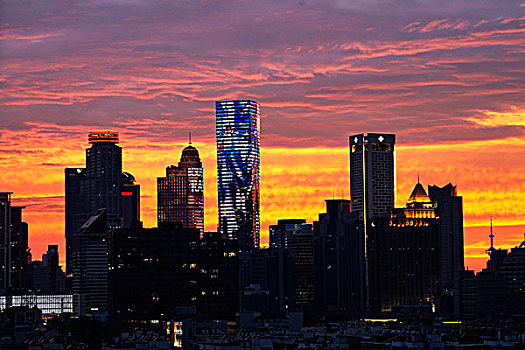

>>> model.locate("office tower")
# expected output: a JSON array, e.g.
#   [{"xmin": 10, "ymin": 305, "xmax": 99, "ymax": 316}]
[
  {"xmin": 349, "ymin": 133, "xmax": 395, "ymax": 220},
  {"xmin": 216, "ymin": 100, "xmax": 260, "ymax": 251},
  {"xmin": 65, "ymin": 168, "xmax": 88, "ymax": 274},
  {"xmin": 288, "ymin": 223, "xmax": 315, "ymax": 314},
  {"xmin": 0, "ymin": 192, "xmax": 11, "ymax": 293},
  {"xmin": 108, "ymin": 222, "xmax": 200, "ymax": 319},
  {"xmin": 313, "ymin": 200, "xmax": 365, "ymax": 314},
  {"xmin": 85, "ymin": 132, "xmax": 122, "ymax": 228},
  {"xmin": 269, "ymin": 219, "xmax": 306, "ymax": 249},
  {"xmin": 66, "ymin": 132, "xmax": 138, "ymax": 274},
  {"xmin": 28, "ymin": 245, "xmax": 65, "ymax": 294},
  {"xmin": 8, "ymin": 205, "xmax": 29, "ymax": 293},
  {"xmin": 1, "ymin": 193, "xmax": 30, "ymax": 294},
  {"xmin": 239, "ymin": 248, "xmax": 295, "ymax": 315},
  {"xmin": 121, "ymin": 172, "xmax": 140, "ymax": 228},
  {"xmin": 428, "ymin": 184, "xmax": 464, "ymax": 288},
  {"xmin": 157, "ymin": 142, "xmax": 204, "ymax": 235},
  {"xmin": 367, "ymin": 182, "xmax": 439, "ymax": 312},
  {"xmin": 72, "ymin": 208, "xmax": 109, "ymax": 316},
  {"xmin": 199, "ymin": 231, "xmax": 238, "ymax": 320}
]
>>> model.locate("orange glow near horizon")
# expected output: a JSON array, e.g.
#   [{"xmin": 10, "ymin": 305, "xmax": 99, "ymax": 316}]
[{"xmin": 2, "ymin": 117, "xmax": 525, "ymax": 272}]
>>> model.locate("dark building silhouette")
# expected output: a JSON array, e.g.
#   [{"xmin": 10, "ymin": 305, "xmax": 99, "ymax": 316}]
[
  {"xmin": 7, "ymin": 206, "xmax": 29, "ymax": 294},
  {"xmin": 239, "ymin": 248, "xmax": 295, "ymax": 316},
  {"xmin": 349, "ymin": 133, "xmax": 395, "ymax": 220},
  {"xmin": 313, "ymin": 199, "xmax": 365, "ymax": 315},
  {"xmin": 288, "ymin": 223, "xmax": 315, "ymax": 314},
  {"xmin": 269, "ymin": 219, "xmax": 306, "ymax": 249},
  {"xmin": 199, "ymin": 231, "xmax": 238, "ymax": 320},
  {"xmin": 0, "ymin": 193, "xmax": 30, "ymax": 294},
  {"xmin": 157, "ymin": 142, "xmax": 204, "ymax": 235},
  {"xmin": 108, "ymin": 222, "xmax": 200, "ymax": 320},
  {"xmin": 65, "ymin": 132, "xmax": 139, "ymax": 274},
  {"xmin": 368, "ymin": 183, "xmax": 440, "ymax": 312},
  {"xmin": 216, "ymin": 100, "xmax": 261, "ymax": 251},
  {"xmin": 120, "ymin": 172, "xmax": 140, "ymax": 229},
  {"xmin": 26, "ymin": 245, "xmax": 65, "ymax": 294},
  {"xmin": 72, "ymin": 208, "xmax": 109, "ymax": 316},
  {"xmin": 64, "ymin": 168, "xmax": 88, "ymax": 274},
  {"xmin": 428, "ymin": 184, "xmax": 464, "ymax": 293}
]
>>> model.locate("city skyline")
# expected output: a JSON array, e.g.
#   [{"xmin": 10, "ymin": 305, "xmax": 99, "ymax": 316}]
[{"xmin": 1, "ymin": 0, "xmax": 525, "ymax": 272}]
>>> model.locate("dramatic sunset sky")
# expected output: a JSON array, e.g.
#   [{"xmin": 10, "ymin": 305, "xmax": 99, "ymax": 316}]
[{"xmin": 1, "ymin": 0, "xmax": 525, "ymax": 271}]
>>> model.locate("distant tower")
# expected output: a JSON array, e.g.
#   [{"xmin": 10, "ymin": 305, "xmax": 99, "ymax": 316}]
[
  {"xmin": 121, "ymin": 172, "xmax": 140, "ymax": 228},
  {"xmin": 349, "ymin": 133, "xmax": 396, "ymax": 220},
  {"xmin": 216, "ymin": 100, "xmax": 260, "ymax": 251},
  {"xmin": 486, "ymin": 217, "xmax": 495, "ymax": 258},
  {"xmin": 157, "ymin": 138, "xmax": 204, "ymax": 235}
]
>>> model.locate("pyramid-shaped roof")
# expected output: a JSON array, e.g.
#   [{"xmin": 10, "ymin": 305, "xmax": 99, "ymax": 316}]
[{"xmin": 407, "ymin": 182, "xmax": 431, "ymax": 204}]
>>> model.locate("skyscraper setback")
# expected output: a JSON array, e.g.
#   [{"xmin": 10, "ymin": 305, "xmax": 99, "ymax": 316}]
[
  {"xmin": 349, "ymin": 133, "xmax": 396, "ymax": 220},
  {"xmin": 157, "ymin": 141, "xmax": 204, "ymax": 235},
  {"xmin": 216, "ymin": 100, "xmax": 260, "ymax": 251}
]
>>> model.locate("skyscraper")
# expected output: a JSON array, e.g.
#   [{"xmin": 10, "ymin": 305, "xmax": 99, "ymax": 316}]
[
  {"xmin": 428, "ymin": 184, "xmax": 464, "ymax": 289},
  {"xmin": 313, "ymin": 200, "xmax": 365, "ymax": 314},
  {"xmin": 349, "ymin": 133, "xmax": 396, "ymax": 220},
  {"xmin": 367, "ymin": 182, "xmax": 439, "ymax": 312},
  {"xmin": 65, "ymin": 132, "xmax": 138, "ymax": 274},
  {"xmin": 1, "ymin": 192, "xmax": 13, "ymax": 293},
  {"xmin": 85, "ymin": 132, "xmax": 123, "ymax": 229},
  {"xmin": 157, "ymin": 141, "xmax": 204, "ymax": 235},
  {"xmin": 216, "ymin": 100, "xmax": 260, "ymax": 251}
]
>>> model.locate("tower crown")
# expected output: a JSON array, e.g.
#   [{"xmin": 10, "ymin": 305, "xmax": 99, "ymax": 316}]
[{"xmin": 88, "ymin": 131, "xmax": 119, "ymax": 144}]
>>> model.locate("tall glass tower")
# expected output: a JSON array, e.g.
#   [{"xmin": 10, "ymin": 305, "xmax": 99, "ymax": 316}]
[{"xmin": 216, "ymin": 100, "xmax": 260, "ymax": 251}]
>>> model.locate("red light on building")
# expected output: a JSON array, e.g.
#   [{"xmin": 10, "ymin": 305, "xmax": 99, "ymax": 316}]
[
  {"xmin": 88, "ymin": 132, "xmax": 119, "ymax": 144},
  {"xmin": 121, "ymin": 192, "xmax": 133, "ymax": 196}
]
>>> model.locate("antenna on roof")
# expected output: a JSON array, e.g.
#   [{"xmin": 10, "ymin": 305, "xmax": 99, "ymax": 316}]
[
  {"xmin": 189, "ymin": 132, "xmax": 192, "ymax": 145},
  {"xmin": 417, "ymin": 173, "xmax": 420, "ymax": 184}
]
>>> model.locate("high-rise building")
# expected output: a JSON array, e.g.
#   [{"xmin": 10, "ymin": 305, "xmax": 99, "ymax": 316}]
[
  {"xmin": 199, "ymin": 231, "xmax": 239, "ymax": 320},
  {"xmin": 72, "ymin": 208, "xmax": 109, "ymax": 316},
  {"xmin": 157, "ymin": 142, "xmax": 204, "ymax": 235},
  {"xmin": 288, "ymin": 223, "xmax": 315, "ymax": 314},
  {"xmin": 65, "ymin": 132, "xmax": 138, "ymax": 274},
  {"xmin": 1, "ymin": 193, "xmax": 30, "ymax": 294},
  {"xmin": 0, "ymin": 192, "xmax": 12, "ymax": 293},
  {"xmin": 216, "ymin": 100, "xmax": 260, "ymax": 251},
  {"xmin": 121, "ymin": 172, "xmax": 140, "ymax": 229},
  {"xmin": 428, "ymin": 184, "xmax": 464, "ymax": 289},
  {"xmin": 269, "ymin": 219, "xmax": 306, "ymax": 249},
  {"xmin": 108, "ymin": 222, "xmax": 200, "ymax": 320},
  {"xmin": 367, "ymin": 182, "xmax": 440, "ymax": 312},
  {"xmin": 349, "ymin": 133, "xmax": 396, "ymax": 220},
  {"xmin": 65, "ymin": 168, "xmax": 88, "ymax": 274},
  {"xmin": 313, "ymin": 200, "xmax": 365, "ymax": 314},
  {"xmin": 85, "ymin": 132, "xmax": 122, "ymax": 229}
]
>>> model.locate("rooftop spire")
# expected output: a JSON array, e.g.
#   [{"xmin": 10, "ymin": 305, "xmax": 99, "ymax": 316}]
[
  {"xmin": 189, "ymin": 132, "xmax": 192, "ymax": 145},
  {"xmin": 487, "ymin": 217, "xmax": 495, "ymax": 257}
]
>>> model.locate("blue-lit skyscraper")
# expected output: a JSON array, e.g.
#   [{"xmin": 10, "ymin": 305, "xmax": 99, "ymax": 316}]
[{"xmin": 216, "ymin": 100, "xmax": 260, "ymax": 251}]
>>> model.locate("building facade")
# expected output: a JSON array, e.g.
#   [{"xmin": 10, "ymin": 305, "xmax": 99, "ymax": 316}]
[
  {"xmin": 65, "ymin": 132, "xmax": 139, "ymax": 274},
  {"xmin": 349, "ymin": 133, "xmax": 396, "ymax": 220},
  {"xmin": 367, "ymin": 182, "xmax": 440, "ymax": 312},
  {"xmin": 216, "ymin": 100, "xmax": 260, "ymax": 251},
  {"xmin": 108, "ymin": 222, "xmax": 201, "ymax": 320},
  {"xmin": 269, "ymin": 219, "xmax": 306, "ymax": 249},
  {"xmin": 0, "ymin": 193, "xmax": 30, "ymax": 294},
  {"xmin": 313, "ymin": 200, "xmax": 365, "ymax": 314},
  {"xmin": 157, "ymin": 143, "xmax": 204, "ymax": 235}
]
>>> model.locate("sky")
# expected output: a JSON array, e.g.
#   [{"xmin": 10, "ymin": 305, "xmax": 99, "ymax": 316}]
[{"xmin": 1, "ymin": 0, "xmax": 525, "ymax": 271}]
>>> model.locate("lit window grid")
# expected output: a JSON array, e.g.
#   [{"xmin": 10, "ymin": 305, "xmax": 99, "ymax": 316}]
[
  {"xmin": 216, "ymin": 101, "xmax": 260, "ymax": 247},
  {"xmin": 0, "ymin": 295, "xmax": 74, "ymax": 314}
]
